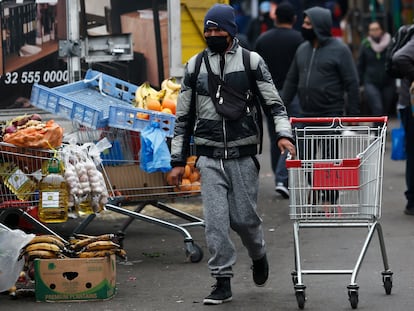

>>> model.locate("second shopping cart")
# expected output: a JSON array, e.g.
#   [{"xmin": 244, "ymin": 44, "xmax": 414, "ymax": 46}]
[{"xmin": 286, "ymin": 117, "xmax": 393, "ymax": 309}]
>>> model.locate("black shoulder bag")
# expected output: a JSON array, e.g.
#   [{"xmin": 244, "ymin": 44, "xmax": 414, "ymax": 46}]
[{"xmin": 203, "ymin": 50, "xmax": 254, "ymax": 120}]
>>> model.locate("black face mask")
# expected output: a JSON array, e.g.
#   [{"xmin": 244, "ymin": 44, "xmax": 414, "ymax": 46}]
[
  {"xmin": 301, "ymin": 27, "xmax": 316, "ymax": 42},
  {"xmin": 206, "ymin": 36, "xmax": 229, "ymax": 54}
]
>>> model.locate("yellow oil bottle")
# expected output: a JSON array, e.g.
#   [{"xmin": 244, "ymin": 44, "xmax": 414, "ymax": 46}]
[
  {"xmin": 77, "ymin": 194, "xmax": 94, "ymax": 216},
  {"xmin": 38, "ymin": 157, "xmax": 69, "ymax": 223},
  {"xmin": 1, "ymin": 162, "xmax": 37, "ymax": 201}
]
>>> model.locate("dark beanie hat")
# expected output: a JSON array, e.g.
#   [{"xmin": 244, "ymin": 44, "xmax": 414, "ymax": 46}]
[{"xmin": 204, "ymin": 4, "xmax": 237, "ymax": 38}]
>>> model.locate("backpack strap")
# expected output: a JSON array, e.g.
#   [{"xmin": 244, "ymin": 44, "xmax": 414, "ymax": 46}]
[{"xmin": 242, "ymin": 48, "xmax": 263, "ymax": 154}]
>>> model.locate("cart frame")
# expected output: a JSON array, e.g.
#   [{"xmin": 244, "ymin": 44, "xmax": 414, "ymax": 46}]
[{"xmin": 286, "ymin": 117, "xmax": 393, "ymax": 309}]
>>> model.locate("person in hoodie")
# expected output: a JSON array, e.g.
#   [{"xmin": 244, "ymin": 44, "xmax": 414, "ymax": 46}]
[
  {"xmin": 281, "ymin": 6, "xmax": 360, "ymax": 205},
  {"xmin": 282, "ymin": 6, "xmax": 360, "ymax": 118}
]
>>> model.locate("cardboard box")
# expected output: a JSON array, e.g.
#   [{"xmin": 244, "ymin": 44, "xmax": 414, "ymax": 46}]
[
  {"xmin": 34, "ymin": 255, "xmax": 116, "ymax": 302},
  {"xmin": 120, "ymin": 10, "xmax": 169, "ymax": 87}
]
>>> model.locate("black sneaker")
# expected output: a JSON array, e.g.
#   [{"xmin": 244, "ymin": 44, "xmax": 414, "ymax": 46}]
[
  {"xmin": 203, "ymin": 278, "xmax": 232, "ymax": 305},
  {"xmin": 252, "ymin": 254, "xmax": 269, "ymax": 287}
]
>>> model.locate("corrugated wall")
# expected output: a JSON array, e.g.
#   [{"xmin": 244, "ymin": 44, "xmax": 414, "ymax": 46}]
[{"xmin": 180, "ymin": 0, "xmax": 229, "ymax": 64}]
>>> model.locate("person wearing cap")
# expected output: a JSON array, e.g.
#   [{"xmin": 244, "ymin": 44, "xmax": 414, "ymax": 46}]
[
  {"xmin": 168, "ymin": 3, "xmax": 295, "ymax": 305},
  {"xmin": 255, "ymin": 1, "xmax": 304, "ymax": 199}
]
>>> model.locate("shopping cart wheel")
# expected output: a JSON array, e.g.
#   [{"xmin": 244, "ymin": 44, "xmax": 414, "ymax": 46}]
[
  {"xmin": 382, "ymin": 271, "xmax": 393, "ymax": 295},
  {"xmin": 185, "ymin": 243, "xmax": 203, "ymax": 263},
  {"xmin": 295, "ymin": 290, "xmax": 306, "ymax": 309},
  {"xmin": 347, "ymin": 285, "xmax": 359, "ymax": 309},
  {"xmin": 294, "ymin": 285, "xmax": 306, "ymax": 309}
]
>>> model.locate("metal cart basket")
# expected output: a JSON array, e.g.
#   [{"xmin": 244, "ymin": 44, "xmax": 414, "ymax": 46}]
[
  {"xmin": 0, "ymin": 127, "xmax": 204, "ymax": 263},
  {"xmin": 286, "ymin": 117, "xmax": 392, "ymax": 309}
]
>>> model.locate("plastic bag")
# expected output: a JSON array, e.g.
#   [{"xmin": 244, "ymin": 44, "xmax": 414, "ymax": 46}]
[
  {"xmin": 391, "ymin": 126, "xmax": 406, "ymax": 161},
  {"xmin": 0, "ymin": 225, "xmax": 35, "ymax": 292},
  {"xmin": 140, "ymin": 122, "xmax": 172, "ymax": 173}
]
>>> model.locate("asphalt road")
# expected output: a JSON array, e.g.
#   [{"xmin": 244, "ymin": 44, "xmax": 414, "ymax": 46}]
[{"xmin": 1, "ymin": 116, "xmax": 413, "ymax": 311}]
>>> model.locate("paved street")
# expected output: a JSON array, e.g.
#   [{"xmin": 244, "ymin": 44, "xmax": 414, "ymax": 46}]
[{"xmin": 1, "ymin": 116, "xmax": 413, "ymax": 311}]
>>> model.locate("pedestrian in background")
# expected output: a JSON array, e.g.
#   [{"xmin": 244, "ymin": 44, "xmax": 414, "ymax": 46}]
[
  {"xmin": 281, "ymin": 6, "xmax": 360, "ymax": 205},
  {"xmin": 357, "ymin": 21, "xmax": 395, "ymax": 125},
  {"xmin": 391, "ymin": 31, "xmax": 414, "ymax": 215},
  {"xmin": 255, "ymin": 1, "xmax": 303, "ymax": 198},
  {"xmin": 246, "ymin": 1, "xmax": 274, "ymax": 47},
  {"xmin": 168, "ymin": 3, "xmax": 295, "ymax": 305}
]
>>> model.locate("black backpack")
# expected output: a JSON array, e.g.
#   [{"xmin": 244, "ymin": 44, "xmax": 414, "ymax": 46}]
[{"xmin": 385, "ymin": 24, "xmax": 414, "ymax": 78}]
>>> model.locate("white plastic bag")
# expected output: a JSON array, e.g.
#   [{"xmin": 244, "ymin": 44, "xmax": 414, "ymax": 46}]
[{"xmin": 0, "ymin": 225, "xmax": 35, "ymax": 292}]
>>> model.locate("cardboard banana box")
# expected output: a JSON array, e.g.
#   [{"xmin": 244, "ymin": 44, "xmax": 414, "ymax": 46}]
[{"xmin": 34, "ymin": 255, "xmax": 116, "ymax": 302}]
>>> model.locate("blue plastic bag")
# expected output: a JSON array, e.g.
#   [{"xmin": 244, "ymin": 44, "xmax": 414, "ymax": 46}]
[
  {"xmin": 140, "ymin": 122, "xmax": 172, "ymax": 173},
  {"xmin": 391, "ymin": 125, "xmax": 406, "ymax": 161}
]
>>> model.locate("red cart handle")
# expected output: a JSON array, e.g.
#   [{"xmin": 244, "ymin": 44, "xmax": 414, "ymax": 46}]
[{"xmin": 289, "ymin": 116, "xmax": 388, "ymax": 124}]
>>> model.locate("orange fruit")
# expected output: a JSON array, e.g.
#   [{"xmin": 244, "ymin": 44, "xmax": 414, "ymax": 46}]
[
  {"xmin": 162, "ymin": 98, "xmax": 177, "ymax": 114},
  {"xmin": 183, "ymin": 164, "xmax": 191, "ymax": 178},
  {"xmin": 146, "ymin": 98, "xmax": 162, "ymax": 111},
  {"xmin": 180, "ymin": 178, "xmax": 192, "ymax": 192},
  {"xmin": 190, "ymin": 181, "xmax": 201, "ymax": 192},
  {"xmin": 186, "ymin": 155, "xmax": 197, "ymax": 168},
  {"xmin": 189, "ymin": 169, "xmax": 200, "ymax": 183},
  {"xmin": 161, "ymin": 107, "xmax": 173, "ymax": 114}
]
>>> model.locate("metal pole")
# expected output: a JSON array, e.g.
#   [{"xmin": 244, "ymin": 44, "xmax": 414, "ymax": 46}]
[
  {"xmin": 66, "ymin": 0, "xmax": 81, "ymax": 82},
  {"xmin": 168, "ymin": 0, "xmax": 183, "ymax": 78}
]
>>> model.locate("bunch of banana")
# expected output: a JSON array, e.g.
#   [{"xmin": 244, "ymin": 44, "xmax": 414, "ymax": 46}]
[
  {"xmin": 161, "ymin": 77, "xmax": 181, "ymax": 103},
  {"xmin": 19, "ymin": 235, "xmax": 67, "ymax": 262},
  {"xmin": 134, "ymin": 82, "xmax": 166, "ymax": 109},
  {"xmin": 68, "ymin": 233, "xmax": 127, "ymax": 260}
]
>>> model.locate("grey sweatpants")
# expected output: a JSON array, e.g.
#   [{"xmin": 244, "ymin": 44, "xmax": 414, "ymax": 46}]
[{"xmin": 196, "ymin": 155, "xmax": 266, "ymax": 278}]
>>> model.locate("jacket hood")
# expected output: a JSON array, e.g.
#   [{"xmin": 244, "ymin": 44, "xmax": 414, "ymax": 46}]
[{"xmin": 304, "ymin": 7, "xmax": 332, "ymax": 44}]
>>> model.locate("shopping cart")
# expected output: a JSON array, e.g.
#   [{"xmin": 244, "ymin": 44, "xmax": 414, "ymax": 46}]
[
  {"xmin": 0, "ymin": 128, "xmax": 204, "ymax": 263},
  {"xmin": 286, "ymin": 117, "xmax": 392, "ymax": 309},
  {"xmin": 64, "ymin": 126, "xmax": 205, "ymax": 263}
]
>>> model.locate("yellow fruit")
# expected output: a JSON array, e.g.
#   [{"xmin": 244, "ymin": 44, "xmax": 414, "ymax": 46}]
[
  {"xmin": 189, "ymin": 170, "xmax": 200, "ymax": 183},
  {"xmin": 180, "ymin": 178, "xmax": 192, "ymax": 192},
  {"xmin": 183, "ymin": 164, "xmax": 191, "ymax": 178}
]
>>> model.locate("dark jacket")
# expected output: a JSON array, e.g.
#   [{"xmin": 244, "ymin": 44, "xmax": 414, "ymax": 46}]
[
  {"xmin": 255, "ymin": 27, "xmax": 304, "ymax": 90},
  {"xmin": 282, "ymin": 7, "xmax": 360, "ymax": 116},
  {"xmin": 357, "ymin": 37, "xmax": 394, "ymax": 87},
  {"xmin": 392, "ymin": 35, "xmax": 414, "ymax": 108},
  {"xmin": 170, "ymin": 39, "xmax": 293, "ymax": 167}
]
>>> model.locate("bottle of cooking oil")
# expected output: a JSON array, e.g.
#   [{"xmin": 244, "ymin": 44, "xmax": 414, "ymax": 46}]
[
  {"xmin": 1, "ymin": 162, "xmax": 37, "ymax": 201},
  {"xmin": 38, "ymin": 157, "xmax": 68, "ymax": 223},
  {"xmin": 77, "ymin": 194, "xmax": 94, "ymax": 216}
]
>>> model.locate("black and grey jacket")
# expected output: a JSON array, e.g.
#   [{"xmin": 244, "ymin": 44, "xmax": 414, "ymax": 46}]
[{"xmin": 171, "ymin": 39, "xmax": 293, "ymax": 167}]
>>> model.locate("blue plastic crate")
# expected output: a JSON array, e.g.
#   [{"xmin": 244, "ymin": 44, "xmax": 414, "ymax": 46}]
[
  {"xmin": 30, "ymin": 69, "xmax": 138, "ymax": 129},
  {"xmin": 108, "ymin": 105, "xmax": 176, "ymax": 137}
]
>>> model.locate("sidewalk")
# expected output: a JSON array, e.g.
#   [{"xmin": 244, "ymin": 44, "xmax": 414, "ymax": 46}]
[{"xmin": 1, "ymin": 116, "xmax": 413, "ymax": 310}]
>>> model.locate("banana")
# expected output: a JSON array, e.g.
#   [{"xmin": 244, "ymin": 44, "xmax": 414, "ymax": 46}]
[
  {"xmin": 70, "ymin": 234, "xmax": 118, "ymax": 251},
  {"xmin": 26, "ymin": 250, "xmax": 58, "ymax": 261},
  {"xmin": 166, "ymin": 78, "xmax": 181, "ymax": 92},
  {"xmin": 135, "ymin": 84, "xmax": 146, "ymax": 108},
  {"xmin": 84, "ymin": 240, "xmax": 121, "ymax": 252},
  {"xmin": 115, "ymin": 248, "xmax": 127, "ymax": 260},
  {"xmin": 26, "ymin": 235, "xmax": 66, "ymax": 249},
  {"xmin": 78, "ymin": 250, "xmax": 117, "ymax": 258},
  {"xmin": 24, "ymin": 242, "xmax": 62, "ymax": 254}
]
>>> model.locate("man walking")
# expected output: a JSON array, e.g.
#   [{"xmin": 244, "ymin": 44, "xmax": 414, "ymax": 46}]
[{"xmin": 168, "ymin": 3, "xmax": 295, "ymax": 305}]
